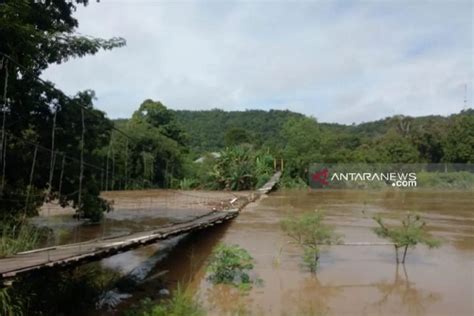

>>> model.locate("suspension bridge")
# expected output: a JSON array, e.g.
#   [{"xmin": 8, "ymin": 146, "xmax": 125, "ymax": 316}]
[
  {"xmin": 0, "ymin": 172, "xmax": 281, "ymax": 285},
  {"xmin": 0, "ymin": 53, "xmax": 283, "ymax": 286}
]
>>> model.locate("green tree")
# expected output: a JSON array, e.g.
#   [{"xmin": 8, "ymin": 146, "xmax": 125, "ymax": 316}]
[
  {"xmin": 281, "ymin": 211, "xmax": 342, "ymax": 272},
  {"xmin": 281, "ymin": 117, "xmax": 322, "ymax": 180},
  {"xmin": 0, "ymin": 0, "xmax": 125, "ymax": 221},
  {"xmin": 373, "ymin": 213, "xmax": 441, "ymax": 264},
  {"xmin": 224, "ymin": 127, "xmax": 252, "ymax": 146},
  {"xmin": 443, "ymin": 112, "xmax": 474, "ymax": 163},
  {"xmin": 133, "ymin": 99, "xmax": 187, "ymax": 146},
  {"xmin": 376, "ymin": 130, "xmax": 420, "ymax": 163},
  {"xmin": 108, "ymin": 100, "xmax": 187, "ymax": 189}
]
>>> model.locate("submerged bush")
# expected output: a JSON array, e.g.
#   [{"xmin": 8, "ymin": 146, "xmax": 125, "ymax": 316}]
[
  {"xmin": 281, "ymin": 211, "xmax": 342, "ymax": 272},
  {"xmin": 373, "ymin": 212, "xmax": 441, "ymax": 264},
  {"xmin": 125, "ymin": 285, "xmax": 204, "ymax": 316},
  {"xmin": 207, "ymin": 243, "xmax": 257, "ymax": 290}
]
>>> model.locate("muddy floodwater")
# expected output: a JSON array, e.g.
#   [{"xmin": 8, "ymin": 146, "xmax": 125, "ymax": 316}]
[{"xmin": 34, "ymin": 189, "xmax": 474, "ymax": 315}]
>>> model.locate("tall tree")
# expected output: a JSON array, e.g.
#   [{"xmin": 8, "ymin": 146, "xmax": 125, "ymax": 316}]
[
  {"xmin": 0, "ymin": 0, "xmax": 125, "ymax": 221},
  {"xmin": 281, "ymin": 117, "xmax": 322, "ymax": 180},
  {"xmin": 109, "ymin": 100, "xmax": 186, "ymax": 189},
  {"xmin": 443, "ymin": 112, "xmax": 474, "ymax": 163}
]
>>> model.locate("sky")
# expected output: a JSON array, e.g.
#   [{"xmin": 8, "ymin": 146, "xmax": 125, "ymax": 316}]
[{"xmin": 42, "ymin": 0, "xmax": 473, "ymax": 124}]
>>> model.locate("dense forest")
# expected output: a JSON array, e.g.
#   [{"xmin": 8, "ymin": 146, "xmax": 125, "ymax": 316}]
[
  {"xmin": 170, "ymin": 108, "xmax": 474, "ymax": 165},
  {"xmin": 110, "ymin": 106, "xmax": 474, "ymax": 190}
]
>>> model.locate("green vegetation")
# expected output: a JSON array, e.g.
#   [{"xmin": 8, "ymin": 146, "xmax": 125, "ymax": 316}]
[
  {"xmin": 1, "ymin": 264, "xmax": 121, "ymax": 315},
  {"xmin": 207, "ymin": 243, "xmax": 257, "ymax": 290},
  {"xmin": 0, "ymin": 224, "xmax": 42, "ymax": 257},
  {"xmin": 126, "ymin": 286, "xmax": 205, "ymax": 316},
  {"xmin": 373, "ymin": 213, "xmax": 441, "ymax": 263},
  {"xmin": 0, "ymin": 287, "xmax": 23, "ymax": 316},
  {"xmin": 416, "ymin": 171, "xmax": 474, "ymax": 189},
  {"xmin": 171, "ymin": 108, "xmax": 474, "ymax": 165},
  {"xmin": 1, "ymin": 1, "xmax": 472, "ymax": 225},
  {"xmin": 1, "ymin": 1, "xmax": 472, "ymax": 227},
  {"xmin": 207, "ymin": 146, "xmax": 274, "ymax": 190},
  {"xmin": 0, "ymin": 0, "xmax": 124, "ymax": 222},
  {"xmin": 107, "ymin": 99, "xmax": 188, "ymax": 190},
  {"xmin": 281, "ymin": 211, "xmax": 342, "ymax": 272}
]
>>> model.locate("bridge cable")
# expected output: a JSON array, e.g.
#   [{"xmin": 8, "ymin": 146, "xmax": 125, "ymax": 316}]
[
  {"xmin": 58, "ymin": 155, "xmax": 66, "ymax": 200},
  {"xmin": 0, "ymin": 52, "xmax": 171, "ymax": 192},
  {"xmin": 0, "ymin": 59, "xmax": 9, "ymax": 195},
  {"xmin": 24, "ymin": 145, "xmax": 38, "ymax": 221},
  {"xmin": 78, "ymin": 108, "xmax": 85, "ymax": 214},
  {"xmin": 46, "ymin": 110, "xmax": 58, "ymax": 201},
  {"xmin": 105, "ymin": 141, "xmax": 111, "ymax": 191},
  {"xmin": 124, "ymin": 139, "xmax": 129, "ymax": 190},
  {"xmin": 0, "ymin": 52, "xmax": 138, "ymax": 143}
]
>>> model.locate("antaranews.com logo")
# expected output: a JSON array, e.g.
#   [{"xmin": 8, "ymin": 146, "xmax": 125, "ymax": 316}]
[{"xmin": 310, "ymin": 164, "xmax": 419, "ymax": 188}]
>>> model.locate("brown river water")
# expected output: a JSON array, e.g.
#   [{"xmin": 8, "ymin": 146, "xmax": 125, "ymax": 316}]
[{"xmin": 33, "ymin": 189, "xmax": 474, "ymax": 316}]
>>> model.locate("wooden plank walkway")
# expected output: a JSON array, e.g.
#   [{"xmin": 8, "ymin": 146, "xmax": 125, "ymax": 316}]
[{"xmin": 0, "ymin": 172, "xmax": 281, "ymax": 284}]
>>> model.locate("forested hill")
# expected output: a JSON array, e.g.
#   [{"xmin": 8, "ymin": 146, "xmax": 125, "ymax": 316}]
[
  {"xmin": 171, "ymin": 109, "xmax": 305, "ymax": 152},
  {"xmin": 168, "ymin": 108, "xmax": 472, "ymax": 154}
]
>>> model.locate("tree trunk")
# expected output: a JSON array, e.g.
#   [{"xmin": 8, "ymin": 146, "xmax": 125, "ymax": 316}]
[
  {"xmin": 401, "ymin": 245, "xmax": 408, "ymax": 263},
  {"xmin": 395, "ymin": 245, "xmax": 399, "ymax": 264}
]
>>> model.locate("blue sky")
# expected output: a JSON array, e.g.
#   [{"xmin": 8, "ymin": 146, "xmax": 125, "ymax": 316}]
[{"xmin": 42, "ymin": 0, "xmax": 473, "ymax": 124}]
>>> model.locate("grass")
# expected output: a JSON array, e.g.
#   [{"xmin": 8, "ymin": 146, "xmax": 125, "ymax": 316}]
[
  {"xmin": 125, "ymin": 285, "xmax": 205, "ymax": 316},
  {"xmin": 0, "ymin": 223, "xmax": 41, "ymax": 257},
  {"xmin": 0, "ymin": 287, "xmax": 24, "ymax": 316},
  {"xmin": 416, "ymin": 171, "xmax": 474, "ymax": 189}
]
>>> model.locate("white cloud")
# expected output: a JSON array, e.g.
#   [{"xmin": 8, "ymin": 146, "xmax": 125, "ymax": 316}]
[{"xmin": 42, "ymin": 0, "xmax": 473, "ymax": 123}]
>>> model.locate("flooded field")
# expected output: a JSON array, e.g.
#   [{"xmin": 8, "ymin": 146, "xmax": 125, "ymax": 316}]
[
  {"xmin": 34, "ymin": 189, "xmax": 250, "ymax": 245},
  {"xmin": 188, "ymin": 190, "xmax": 473, "ymax": 316},
  {"xmin": 34, "ymin": 189, "xmax": 474, "ymax": 315}
]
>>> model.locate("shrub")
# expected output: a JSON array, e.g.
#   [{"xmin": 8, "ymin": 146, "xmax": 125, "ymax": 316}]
[
  {"xmin": 279, "ymin": 174, "xmax": 308, "ymax": 189},
  {"xmin": 207, "ymin": 243, "xmax": 256, "ymax": 290},
  {"xmin": 126, "ymin": 285, "xmax": 205, "ymax": 316},
  {"xmin": 178, "ymin": 178, "xmax": 198, "ymax": 190},
  {"xmin": 206, "ymin": 146, "xmax": 275, "ymax": 191},
  {"xmin": 281, "ymin": 211, "xmax": 341, "ymax": 272},
  {"xmin": 373, "ymin": 212, "xmax": 441, "ymax": 263}
]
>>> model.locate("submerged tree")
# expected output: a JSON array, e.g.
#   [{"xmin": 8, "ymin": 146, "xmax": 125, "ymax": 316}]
[
  {"xmin": 281, "ymin": 211, "xmax": 342, "ymax": 272},
  {"xmin": 373, "ymin": 213, "xmax": 441, "ymax": 264}
]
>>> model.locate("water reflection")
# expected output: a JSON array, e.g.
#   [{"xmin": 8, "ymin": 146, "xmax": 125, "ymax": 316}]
[
  {"xmin": 281, "ymin": 275, "xmax": 340, "ymax": 315},
  {"xmin": 366, "ymin": 264, "xmax": 440, "ymax": 315},
  {"xmin": 205, "ymin": 284, "xmax": 255, "ymax": 315}
]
